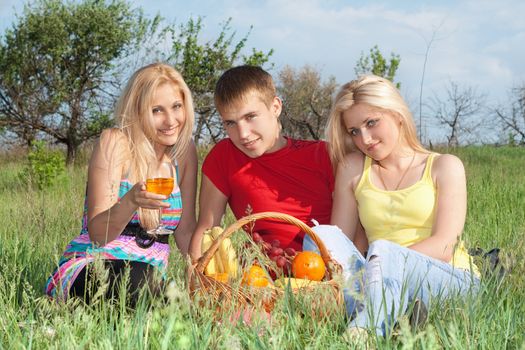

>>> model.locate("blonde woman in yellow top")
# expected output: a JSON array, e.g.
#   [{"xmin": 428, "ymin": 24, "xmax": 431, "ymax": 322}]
[{"xmin": 306, "ymin": 75, "xmax": 480, "ymax": 337}]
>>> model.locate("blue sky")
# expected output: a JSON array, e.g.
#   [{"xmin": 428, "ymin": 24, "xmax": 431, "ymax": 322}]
[{"xmin": 2, "ymin": 0, "xmax": 524, "ymax": 142}]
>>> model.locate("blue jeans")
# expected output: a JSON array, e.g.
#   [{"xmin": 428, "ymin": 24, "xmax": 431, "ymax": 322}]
[{"xmin": 303, "ymin": 225, "xmax": 480, "ymax": 336}]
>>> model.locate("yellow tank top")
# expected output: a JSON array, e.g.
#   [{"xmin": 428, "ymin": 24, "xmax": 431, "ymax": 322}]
[{"xmin": 355, "ymin": 154, "xmax": 479, "ymax": 275}]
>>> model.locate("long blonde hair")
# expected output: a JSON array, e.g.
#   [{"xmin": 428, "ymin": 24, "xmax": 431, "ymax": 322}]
[
  {"xmin": 114, "ymin": 62, "xmax": 195, "ymax": 229},
  {"xmin": 326, "ymin": 75, "xmax": 426, "ymax": 166}
]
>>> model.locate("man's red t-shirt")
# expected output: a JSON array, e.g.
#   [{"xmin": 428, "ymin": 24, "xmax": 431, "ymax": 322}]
[{"xmin": 202, "ymin": 137, "xmax": 334, "ymax": 251}]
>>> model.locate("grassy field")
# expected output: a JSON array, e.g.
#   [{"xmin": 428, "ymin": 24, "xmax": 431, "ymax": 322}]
[{"xmin": 0, "ymin": 146, "xmax": 524, "ymax": 349}]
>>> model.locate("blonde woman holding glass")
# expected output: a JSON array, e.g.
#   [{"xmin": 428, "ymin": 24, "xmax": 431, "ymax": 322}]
[{"xmin": 45, "ymin": 63, "xmax": 197, "ymax": 305}]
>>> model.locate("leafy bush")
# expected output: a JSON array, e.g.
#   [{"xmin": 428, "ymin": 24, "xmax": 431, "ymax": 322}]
[{"xmin": 24, "ymin": 140, "xmax": 66, "ymax": 189}]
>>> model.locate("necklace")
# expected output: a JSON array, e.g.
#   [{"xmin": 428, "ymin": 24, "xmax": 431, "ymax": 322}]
[{"xmin": 377, "ymin": 152, "xmax": 416, "ymax": 191}]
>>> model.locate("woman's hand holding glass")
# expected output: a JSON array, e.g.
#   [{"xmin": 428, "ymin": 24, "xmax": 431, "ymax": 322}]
[{"xmin": 144, "ymin": 160, "xmax": 175, "ymax": 235}]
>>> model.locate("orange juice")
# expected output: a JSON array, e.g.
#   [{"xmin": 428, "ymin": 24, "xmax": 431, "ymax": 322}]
[{"xmin": 146, "ymin": 177, "xmax": 174, "ymax": 196}]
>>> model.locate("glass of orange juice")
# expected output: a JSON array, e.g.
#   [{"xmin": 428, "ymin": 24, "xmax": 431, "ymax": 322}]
[{"xmin": 145, "ymin": 160, "xmax": 174, "ymax": 235}]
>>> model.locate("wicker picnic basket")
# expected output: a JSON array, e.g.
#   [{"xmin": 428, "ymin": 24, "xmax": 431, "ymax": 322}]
[{"xmin": 187, "ymin": 212, "xmax": 344, "ymax": 315}]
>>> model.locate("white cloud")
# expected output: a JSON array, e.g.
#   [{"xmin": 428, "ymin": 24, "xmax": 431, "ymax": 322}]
[
  {"xmin": 2, "ymin": 0, "xmax": 523, "ymax": 123},
  {"xmin": 0, "ymin": 0, "xmax": 520, "ymax": 143}
]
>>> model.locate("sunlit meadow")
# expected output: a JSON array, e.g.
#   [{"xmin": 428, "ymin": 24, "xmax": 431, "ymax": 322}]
[{"xmin": 0, "ymin": 146, "xmax": 523, "ymax": 349}]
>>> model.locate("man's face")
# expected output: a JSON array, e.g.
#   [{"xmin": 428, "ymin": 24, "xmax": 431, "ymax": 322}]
[{"xmin": 220, "ymin": 93, "xmax": 284, "ymax": 158}]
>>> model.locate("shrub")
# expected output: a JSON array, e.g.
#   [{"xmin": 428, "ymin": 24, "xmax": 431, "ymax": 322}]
[{"xmin": 24, "ymin": 141, "xmax": 66, "ymax": 189}]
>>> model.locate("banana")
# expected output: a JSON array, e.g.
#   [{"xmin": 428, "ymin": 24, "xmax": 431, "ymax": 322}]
[
  {"xmin": 210, "ymin": 226, "xmax": 240, "ymax": 279},
  {"xmin": 210, "ymin": 226, "xmax": 224, "ymax": 240},
  {"xmin": 209, "ymin": 227, "xmax": 227, "ymax": 276},
  {"xmin": 202, "ymin": 229, "xmax": 219, "ymax": 275},
  {"xmin": 223, "ymin": 237, "xmax": 240, "ymax": 278},
  {"xmin": 209, "ymin": 228, "xmax": 226, "ymax": 274},
  {"xmin": 274, "ymin": 277, "xmax": 322, "ymax": 290}
]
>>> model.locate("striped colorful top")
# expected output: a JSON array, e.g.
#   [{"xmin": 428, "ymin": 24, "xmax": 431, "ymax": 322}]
[{"xmin": 45, "ymin": 176, "xmax": 183, "ymax": 300}]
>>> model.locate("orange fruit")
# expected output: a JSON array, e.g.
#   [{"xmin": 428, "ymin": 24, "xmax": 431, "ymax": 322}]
[
  {"xmin": 208, "ymin": 273, "xmax": 229, "ymax": 283},
  {"xmin": 241, "ymin": 265, "xmax": 271, "ymax": 287},
  {"xmin": 292, "ymin": 251, "xmax": 326, "ymax": 281}
]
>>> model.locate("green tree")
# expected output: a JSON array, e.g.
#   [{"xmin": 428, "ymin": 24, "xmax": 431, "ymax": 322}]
[
  {"xmin": 168, "ymin": 17, "xmax": 273, "ymax": 145},
  {"xmin": 277, "ymin": 65, "xmax": 337, "ymax": 140},
  {"xmin": 0, "ymin": 0, "xmax": 158, "ymax": 164},
  {"xmin": 354, "ymin": 45, "xmax": 401, "ymax": 88}
]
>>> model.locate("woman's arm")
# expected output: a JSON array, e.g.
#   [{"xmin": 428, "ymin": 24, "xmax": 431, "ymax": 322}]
[
  {"xmin": 408, "ymin": 154, "xmax": 467, "ymax": 262},
  {"xmin": 173, "ymin": 141, "xmax": 198, "ymax": 255},
  {"xmin": 87, "ymin": 129, "xmax": 170, "ymax": 245},
  {"xmin": 331, "ymin": 153, "xmax": 364, "ymax": 242},
  {"xmin": 188, "ymin": 175, "xmax": 229, "ymax": 261},
  {"xmin": 353, "ymin": 221, "xmax": 369, "ymax": 256}
]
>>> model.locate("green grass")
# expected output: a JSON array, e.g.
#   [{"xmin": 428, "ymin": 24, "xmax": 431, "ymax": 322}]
[{"xmin": 0, "ymin": 146, "xmax": 524, "ymax": 349}]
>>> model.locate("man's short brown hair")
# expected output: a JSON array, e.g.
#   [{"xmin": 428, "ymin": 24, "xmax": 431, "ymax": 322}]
[{"xmin": 214, "ymin": 65, "xmax": 276, "ymax": 114}]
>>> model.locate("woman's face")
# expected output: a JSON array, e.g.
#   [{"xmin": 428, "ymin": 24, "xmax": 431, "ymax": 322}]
[
  {"xmin": 342, "ymin": 103, "xmax": 403, "ymax": 161},
  {"xmin": 150, "ymin": 82, "xmax": 185, "ymax": 149}
]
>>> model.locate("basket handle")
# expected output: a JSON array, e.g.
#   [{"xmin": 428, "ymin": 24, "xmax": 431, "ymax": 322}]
[{"xmin": 196, "ymin": 211, "xmax": 339, "ymax": 279}]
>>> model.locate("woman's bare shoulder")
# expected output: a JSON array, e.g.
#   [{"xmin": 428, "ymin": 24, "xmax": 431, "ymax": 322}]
[
  {"xmin": 432, "ymin": 153, "xmax": 465, "ymax": 182},
  {"xmin": 178, "ymin": 140, "xmax": 198, "ymax": 170},
  {"xmin": 433, "ymin": 153, "xmax": 464, "ymax": 172},
  {"xmin": 91, "ymin": 128, "xmax": 130, "ymax": 169},
  {"xmin": 336, "ymin": 151, "xmax": 366, "ymax": 184},
  {"xmin": 98, "ymin": 128, "xmax": 128, "ymax": 148},
  {"xmin": 339, "ymin": 152, "xmax": 365, "ymax": 172}
]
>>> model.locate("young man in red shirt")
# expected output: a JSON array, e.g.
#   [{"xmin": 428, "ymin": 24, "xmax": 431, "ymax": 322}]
[{"xmin": 189, "ymin": 65, "xmax": 336, "ymax": 260}]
